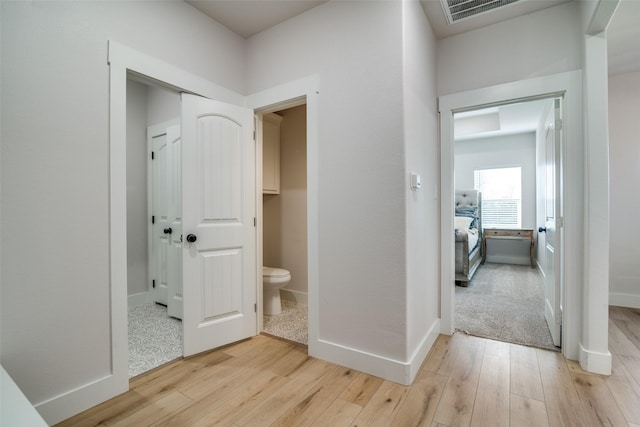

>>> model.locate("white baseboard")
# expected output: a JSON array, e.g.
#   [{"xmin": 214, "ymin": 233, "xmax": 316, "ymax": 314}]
[
  {"xmin": 280, "ymin": 288, "xmax": 308, "ymax": 305},
  {"xmin": 406, "ymin": 318, "xmax": 441, "ymax": 383},
  {"xmin": 34, "ymin": 373, "xmax": 127, "ymax": 425},
  {"xmin": 309, "ymin": 318, "xmax": 440, "ymax": 386},
  {"xmin": 579, "ymin": 342, "xmax": 612, "ymax": 375},
  {"xmin": 609, "ymin": 292, "xmax": 640, "ymax": 309},
  {"xmin": 485, "ymin": 255, "xmax": 531, "ymax": 265},
  {"xmin": 128, "ymin": 291, "xmax": 151, "ymax": 308}
]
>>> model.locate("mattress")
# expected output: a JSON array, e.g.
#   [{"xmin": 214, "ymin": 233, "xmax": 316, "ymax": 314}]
[{"xmin": 455, "ymin": 228, "xmax": 479, "ymax": 272}]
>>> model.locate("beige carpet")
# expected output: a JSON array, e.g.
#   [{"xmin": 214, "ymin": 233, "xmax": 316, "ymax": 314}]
[{"xmin": 455, "ymin": 263, "xmax": 558, "ymax": 351}]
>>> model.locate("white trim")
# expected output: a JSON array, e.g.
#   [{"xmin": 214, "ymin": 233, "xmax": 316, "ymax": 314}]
[
  {"xmin": 579, "ymin": 343, "xmax": 612, "ymax": 375},
  {"xmin": 245, "ymin": 77, "xmax": 321, "ymax": 358},
  {"xmin": 127, "ymin": 291, "xmax": 152, "ymax": 308},
  {"xmin": 439, "ymin": 71, "xmax": 583, "ymax": 364},
  {"xmin": 280, "ymin": 288, "xmax": 308, "ymax": 306},
  {"xmin": 484, "ymin": 256, "xmax": 532, "ymax": 266},
  {"xmin": 609, "ymin": 292, "xmax": 640, "ymax": 309},
  {"xmin": 108, "ymin": 41, "xmax": 242, "ymax": 105},
  {"xmin": 34, "ymin": 374, "xmax": 118, "ymax": 425},
  {"xmin": 312, "ymin": 319, "xmax": 440, "ymax": 386}
]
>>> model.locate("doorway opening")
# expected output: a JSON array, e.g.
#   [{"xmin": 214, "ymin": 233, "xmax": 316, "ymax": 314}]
[
  {"xmin": 439, "ymin": 71, "xmax": 584, "ymax": 362},
  {"xmin": 258, "ymin": 104, "xmax": 309, "ymax": 345},
  {"xmin": 126, "ymin": 76, "xmax": 183, "ymax": 378},
  {"xmin": 451, "ymin": 96, "xmax": 563, "ymax": 351}
]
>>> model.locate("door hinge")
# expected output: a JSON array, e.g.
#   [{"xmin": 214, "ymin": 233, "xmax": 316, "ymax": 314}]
[
  {"xmin": 253, "ymin": 130, "xmax": 256, "ymax": 141},
  {"xmin": 254, "ymin": 303, "xmax": 257, "ymax": 313},
  {"xmin": 557, "ymin": 216, "xmax": 564, "ymax": 228},
  {"xmin": 152, "ymin": 215, "xmax": 155, "ymax": 224},
  {"xmin": 555, "ymin": 119, "xmax": 563, "ymax": 131},
  {"xmin": 254, "ymin": 217, "xmax": 256, "ymax": 227},
  {"xmin": 152, "ymin": 279, "xmax": 156, "ymax": 288},
  {"xmin": 151, "ymin": 151, "xmax": 155, "ymax": 160}
]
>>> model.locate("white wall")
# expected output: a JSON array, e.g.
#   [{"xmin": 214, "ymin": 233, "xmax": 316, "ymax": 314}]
[
  {"xmin": 402, "ymin": 0, "xmax": 440, "ymax": 368},
  {"xmin": 247, "ymin": 1, "xmax": 409, "ymax": 363},
  {"xmin": 126, "ymin": 80, "xmax": 149, "ymax": 297},
  {"xmin": 263, "ymin": 105, "xmax": 308, "ymax": 297},
  {"xmin": 436, "ymin": 2, "xmax": 583, "ymax": 96},
  {"xmin": 147, "ymin": 85, "xmax": 181, "ymax": 125},
  {"xmin": 0, "ymin": 1, "xmax": 244, "ymax": 422},
  {"xmin": 455, "ymin": 133, "xmax": 537, "ymax": 265},
  {"xmin": 608, "ymin": 71, "xmax": 640, "ymax": 308}
]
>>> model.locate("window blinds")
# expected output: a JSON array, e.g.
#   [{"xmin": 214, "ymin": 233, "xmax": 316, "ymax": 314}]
[{"xmin": 474, "ymin": 167, "xmax": 522, "ymax": 229}]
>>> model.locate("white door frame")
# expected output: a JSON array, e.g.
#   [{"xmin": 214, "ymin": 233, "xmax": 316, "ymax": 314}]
[
  {"xmin": 107, "ymin": 41, "xmax": 248, "ymax": 398},
  {"xmin": 107, "ymin": 41, "xmax": 319, "ymax": 404},
  {"xmin": 439, "ymin": 70, "xmax": 583, "ymax": 362},
  {"xmin": 246, "ymin": 77, "xmax": 320, "ymax": 346}
]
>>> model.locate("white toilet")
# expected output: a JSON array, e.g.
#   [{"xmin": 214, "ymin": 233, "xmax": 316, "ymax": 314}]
[{"xmin": 262, "ymin": 266, "xmax": 291, "ymax": 315}]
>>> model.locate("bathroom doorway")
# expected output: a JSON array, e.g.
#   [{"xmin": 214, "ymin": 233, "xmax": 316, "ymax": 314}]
[
  {"xmin": 126, "ymin": 76, "xmax": 183, "ymax": 378},
  {"xmin": 260, "ymin": 104, "xmax": 309, "ymax": 345}
]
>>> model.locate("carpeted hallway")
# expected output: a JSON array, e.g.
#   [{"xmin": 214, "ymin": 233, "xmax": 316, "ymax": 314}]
[{"xmin": 455, "ymin": 262, "xmax": 557, "ymax": 351}]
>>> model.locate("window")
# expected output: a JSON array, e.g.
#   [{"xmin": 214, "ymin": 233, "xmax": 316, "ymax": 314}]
[{"xmin": 474, "ymin": 167, "xmax": 521, "ymax": 229}]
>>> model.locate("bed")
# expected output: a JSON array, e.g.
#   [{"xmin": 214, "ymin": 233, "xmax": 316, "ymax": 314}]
[{"xmin": 455, "ymin": 189, "xmax": 482, "ymax": 285}]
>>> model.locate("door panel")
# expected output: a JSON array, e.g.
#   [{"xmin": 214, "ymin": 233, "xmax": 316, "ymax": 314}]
[
  {"xmin": 166, "ymin": 124, "xmax": 183, "ymax": 319},
  {"xmin": 152, "ymin": 134, "xmax": 170, "ymax": 305},
  {"xmin": 182, "ymin": 93, "xmax": 256, "ymax": 357},
  {"xmin": 543, "ymin": 98, "xmax": 562, "ymax": 347}
]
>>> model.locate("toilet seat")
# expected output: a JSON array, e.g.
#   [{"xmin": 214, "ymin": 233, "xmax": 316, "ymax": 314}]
[{"xmin": 263, "ymin": 266, "xmax": 290, "ymax": 278}]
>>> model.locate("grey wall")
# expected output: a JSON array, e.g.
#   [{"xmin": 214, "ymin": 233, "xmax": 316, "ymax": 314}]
[
  {"xmin": 246, "ymin": 1, "xmax": 410, "ymax": 360},
  {"xmin": 126, "ymin": 80, "xmax": 149, "ymax": 296},
  {"xmin": 455, "ymin": 132, "xmax": 537, "ymax": 265},
  {"xmin": 609, "ymin": 70, "xmax": 640, "ymax": 307},
  {"xmin": 1, "ymin": 0, "xmax": 244, "ymax": 413}
]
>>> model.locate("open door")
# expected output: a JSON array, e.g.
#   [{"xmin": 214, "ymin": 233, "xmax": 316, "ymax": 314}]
[
  {"xmin": 181, "ymin": 93, "xmax": 257, "ymax": 357},
  {"xmin": 166, "ymin": 124, "xmax": 183, "ymax": 319},
  {"xmin": 149, "ymin": 121, "xmax": 183, "ymax": 319},
  {"xmin": 542, "ymin": 98, "xmax": 563, "ymax": 347},
  {"xmin": 149, "ymin": 124, "xmax": 171, "ymax": 306}
]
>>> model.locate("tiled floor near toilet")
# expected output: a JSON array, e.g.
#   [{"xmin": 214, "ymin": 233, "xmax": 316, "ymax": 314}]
[
  {"xmin": 128, "ymin": 300, "xmax": 307, "ymax": 379},
  {"xmin": 263, "ymin": 300, "xmax": 308, "ymax": 345}
]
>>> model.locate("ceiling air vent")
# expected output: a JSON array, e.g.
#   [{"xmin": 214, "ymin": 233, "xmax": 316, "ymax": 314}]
[{"xmin": 441, "ymin": 0, "xmax": 521, "ymax": 24}]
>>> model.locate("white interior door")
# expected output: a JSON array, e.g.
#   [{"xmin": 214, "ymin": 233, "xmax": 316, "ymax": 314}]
[
  {"xmin": 543, "ymin": 98, "xmax": 563, "ymax": 347},
  {"xmin": 151, "ymin": 130, "xmax": 170, "ymax": 305},
  {"xmin": 166, "ymin": 124, "xmax": 183, "ymax": 319},
  {"xmin": 182, "ymin": 93, "xmax": 257, "ymax": 357}
]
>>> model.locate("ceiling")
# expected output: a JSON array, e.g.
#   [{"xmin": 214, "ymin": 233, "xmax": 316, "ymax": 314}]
[
  {"xmin": 454, "ymin": 99, "xmax": 552, "ymax": 141},
  {"xmin": 186, "ymin": 0, "xmax": 327, "ymax": 38},
  {"xmin": 185, "ymin": 0, "xmax": 640, "ymax": 74}
]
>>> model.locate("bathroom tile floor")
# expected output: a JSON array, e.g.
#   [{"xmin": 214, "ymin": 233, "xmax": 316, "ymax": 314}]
[
  {"xmin": 263, "ymin": 300, "xmax": 308, "ymax": 345},
  {"xmin": 128, "ymin": 303, "xmax": 182, "ymax": 378}
]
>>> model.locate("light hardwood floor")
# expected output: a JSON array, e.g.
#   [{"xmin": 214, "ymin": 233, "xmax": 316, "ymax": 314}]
[{"xmin": 57, "ymin": 307, "xmax": 640, "ymax": 426}]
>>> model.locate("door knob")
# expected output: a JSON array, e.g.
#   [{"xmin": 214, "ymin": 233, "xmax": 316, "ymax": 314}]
[
  {"xmin": 163, "ymin": 227, "xmax": 172, "ymax": 234},
  {"xmin": 538, "ymin": 227, "xmax": 547, "ymax": 233},
  {"xmin": 186, "ymin": 234, "xmax": 197, "ymax": 243}
]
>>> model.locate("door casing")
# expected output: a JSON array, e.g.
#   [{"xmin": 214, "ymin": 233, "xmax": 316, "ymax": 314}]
[
  {"xmin": 439, "ymin": 70, "xmax": 583, "ymax": 362},
  {"xmin": 106, "ymin": 41, "xmax": 320, "ymax": 414}
]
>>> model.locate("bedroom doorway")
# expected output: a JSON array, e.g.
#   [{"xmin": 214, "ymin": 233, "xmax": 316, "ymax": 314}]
[
  {"xmin": 439, "ymin": 71, "xmax": 583, "ymax": 358},
  {"xmin": 451, "ymin": 96, "xmax": 562, "ymax": 351}
]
